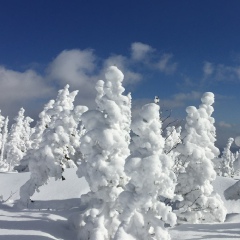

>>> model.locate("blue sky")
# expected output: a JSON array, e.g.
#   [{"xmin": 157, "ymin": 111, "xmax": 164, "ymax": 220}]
[{"xmin": 0, "ymin": 0, "xmax": 240, "ymax": 147}]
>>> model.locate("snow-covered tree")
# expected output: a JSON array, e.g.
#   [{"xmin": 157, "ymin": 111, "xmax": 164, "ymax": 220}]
[
  {"xmin": 233, "ymin": 150, "xmax": 240, "ymax": 175},
  {"xmin": 175, "ymin": 92, "xmax": 227, "ymax": 223},
  {"xmin": 4, "ymin": 108, "xmax": 33, "ymax": 171},
  {"xmin": 74, "ymin": 66, "xmax": 131, "ymax": 239},
  {"xmin": 0, "ymin": 110, "xmax": 5, "ymax": 151},
  {"xmin": 220, "ymin": 138, "xmax": 235, "ymax": 177},
  {"xmin": 19, "ymin": 85, "xmax": 88, "ymax": 206},
  {"xmin": 0, "ymin": 117, "xmax": 9, "ymax": 171},
  {"xmin": 114, "ymin": 103, "xmax": 176, "ymax": 240},
  {"xmin": 16, "ymin": 99, "xmax": 55, "ymax": 172},
  {"xmin": 233, "ymin": 137, "xmax": 240, "ymax": 175},
  {"xmin": 164, "ymin": 126, "xmax": 182, "ymax": 174}
]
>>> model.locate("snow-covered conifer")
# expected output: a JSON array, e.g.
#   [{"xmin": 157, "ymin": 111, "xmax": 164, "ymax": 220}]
[
  {"xmin": 114, "ymin": 103, "xmax": 176, "ymax": 240},
  {"xmin": 0, "ymin": 117, "xmax": 8, "ymax": 171},
  {"xmin": 75, "ymin": 66, "xmax": 131, "ymax": 239},
  {"xmin": 20, "ymin": 85, "xmax": 88, "ymax": 205},
  {"xmin": 0, "ymin": 110, "xmax": 5, "ymax": 150},
  {"xmin": 233, "ymin": 150, "xmax": 240, "ymax": 175},
  {"xmin": 16, "ymin": 99, "xmax": 55, "ymax": 172},
  {"xmin": 175, "ymin": 92, "xmax": 227, "ymax": 223},
  {"xmin": 233, "ymin": 137, "xmax": 240, "ymax": 175},
  {"xmin": 220, "ymin": 138, "xmax": 235, "ymax": 177},
  {"xmin": 164, "ymin": 126, "xmax": 182, "ymax": 174},
  {"xmin": 0, "ymin": 110, "xmax": 5, "ymax": 166},
  {"xmin": 4, "ymin": 108, "xmax": 33, "ymax": 171}
]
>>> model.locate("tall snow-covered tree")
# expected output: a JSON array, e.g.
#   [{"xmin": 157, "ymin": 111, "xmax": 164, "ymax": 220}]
[
  {"xmin": 233, "ymin": 137, "xmax": 240, "ymax": 175},
  {"xmin": 0, "ymin": 117, "xmax": 9, "ymax": 171},
  {"xmin": 75, "ymin": 66, "xmax": 131, "ymax": 239},
  {"xmin": 0, "ymin": 110, "xmax": 5, "ymax": 151},
  {"xmin": 164, "ymin": 126, "xmax": 182, "ymax": 174},
  {"xmin": 16, "ymin": 99, "xmax": 55, "ymax": 172},
  {"xmin": 4, "ymin": 108, "xmax": 33, "ymax": 171},
  {"xmin": 19, "ymin": 85, "xmax": 88, "ymax": 205},
  {"xmin": 114, "ymin": 103, "xmax": 176, "ymax": 240},
  {"xmin": 175, "ymin": 92, "xmax": 227, "ymax": 223}
]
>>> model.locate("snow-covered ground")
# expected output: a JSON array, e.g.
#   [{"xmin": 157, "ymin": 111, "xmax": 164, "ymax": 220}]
[
  {"xmin": 0, "ymin": 169, "xmax": 239, "ymax": 239},
  {"xmin": 170, "ymin": 176, "xmax": 240, "ymax": 240}
]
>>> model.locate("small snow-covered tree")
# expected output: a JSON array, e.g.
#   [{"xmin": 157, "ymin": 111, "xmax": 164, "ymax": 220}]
[
  {"xmin": 220, "ymin": 138, "xmax": 235, "ymax": 177},
  {"xmin": 4, "ymin": 108, "xmax": 33, "ymax": 171},
  {"xmin": 164, "ymin": 126, "xmax": 182, "ymax": 174},
  {"xmin": 20, "ymin": 85, "xmax": 88, "ymax": 206},
  {"xmin": 175, "ymin": 92, "xmax": 227, "ymax": 223},
  {"xmin": 0, "ymin": 117, "xmax": 9, "ymax": 171},
  {"xmin": 114, "ymin": 103, "xmax": 176, "ymax": 240},
  {"xmin": 233, "ymin": 150, "xmax": 240, "ymax": 175},
  {"xmin": 74, "ymin": 66, "xmax": 131, "ymax": 239},
  {"xmin": 233, "ymin": 137, "xmax": 240, "ymax": 175},
  {"xmin": 0, "ymin": 110, "xmax": 5, "ymax": 152}
]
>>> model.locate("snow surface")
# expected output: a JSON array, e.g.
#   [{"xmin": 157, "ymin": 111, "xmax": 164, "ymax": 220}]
[{"xmin": 0, "ymin": 170, "xmax": 240, "ymax": 239}]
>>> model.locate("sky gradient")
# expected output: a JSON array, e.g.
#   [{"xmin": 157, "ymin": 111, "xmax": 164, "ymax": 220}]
[{"xmin": 0, "ymin": 0, "xmax": 240, "ymax": 148}]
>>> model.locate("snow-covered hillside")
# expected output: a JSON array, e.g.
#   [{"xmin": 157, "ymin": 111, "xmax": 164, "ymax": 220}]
[{"xmin": 0, "ymin": 170, "xmax": 239, "ymax": 239}]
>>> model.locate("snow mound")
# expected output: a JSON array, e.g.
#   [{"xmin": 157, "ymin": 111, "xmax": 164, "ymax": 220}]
[
  {"xmin": 224, "ymin": 180, "xmax": 240, "ymax": 201},
  {"xmin": 213, "ymin": 176, "xmax": 240, "ymax": 213},
  {"xmin": 0, "ymin": 169, "xmax": 89, "ymax": 203}
]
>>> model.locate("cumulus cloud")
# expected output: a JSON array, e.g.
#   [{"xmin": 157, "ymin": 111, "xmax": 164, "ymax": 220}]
[
  {"xmin": 156, "ymin": 53, "xmax": 178, "ymax": 74},
  {"xmin": 0, "ymin": 46, "xmax": 146, "ymax": 120},
  {"xmin": 47, "ymin": 49, "xmax": 96, "ymax": 87},
  {"xmin": 0, "ymin": 66, "xmax": 54, "ymax": 119},
  {"xmin": 47, "ymin": 49, "xmax": 100, "ymax": 108},
  {"xmin": 131, "ymin": 42, "xmax": 154, "ymax": 61},
  {"xmin": 0, "ymin": 43, "xmax": 181, "ymax": 123}
]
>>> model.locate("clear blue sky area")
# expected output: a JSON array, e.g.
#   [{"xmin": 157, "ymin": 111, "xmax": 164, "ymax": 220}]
[{"xmin": 0, "ymin": 0, "xmax": 240, "ymax": 147}]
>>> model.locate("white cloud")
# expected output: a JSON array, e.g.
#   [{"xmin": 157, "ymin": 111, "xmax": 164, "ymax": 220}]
[
  {"xmin": 157, "ymin": 54, "xmax": 178, "ymax": 74},
  {"xmin": 215, "ymin": 64, "xmax": 240, "ymax": 82},
  {"xmin": 218, "ymin": 121, "xmax": 232, "ymax": 128},
  {"xmin": 47, "ymin": 49, "xmax": 100, "ymax": 108},
  {"xmin": 203, "ymin": 61, "xmax": 240, "ymax": 82},
  {"xmin": 0, "ymin": 43, "xmax": 181, "ymax": 122},
  {"xmin": 47, "ymin": 49, "xmax": 96, "ymax": 88},
  {"xmin": 203, "ymin": 61, "xmax": 214, "ymax": 77},
  {"xmin": 0, "ymin": 66, "xmax": 54, "ymax": 119},
  {"xmin": 161, "ymin": 91, "xmax": 202, "ymax": 109},
  {"xmin": 131, "ymin": 42, "xmax": 154, "ymax": 61}
]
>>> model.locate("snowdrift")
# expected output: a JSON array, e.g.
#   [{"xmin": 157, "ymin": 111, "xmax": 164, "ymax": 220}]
[{"xmin": 0, "ymin": 170, "xmax": 239, "ymax": 239}]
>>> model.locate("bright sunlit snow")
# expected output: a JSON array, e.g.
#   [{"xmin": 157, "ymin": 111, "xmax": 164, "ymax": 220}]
[{"xmin": 0, "ymin": 170, "xmax": 239, "ymax": 239}]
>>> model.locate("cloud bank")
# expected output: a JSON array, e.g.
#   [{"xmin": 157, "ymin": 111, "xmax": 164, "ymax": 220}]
[{"xmin": 0, "ymin": 42, "xmax": 177, "ymax": 121}]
